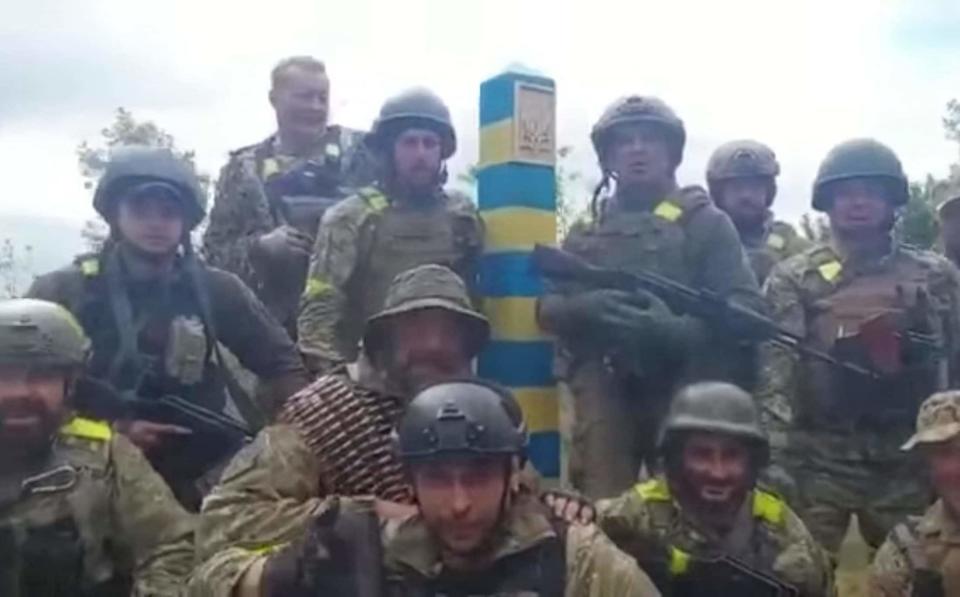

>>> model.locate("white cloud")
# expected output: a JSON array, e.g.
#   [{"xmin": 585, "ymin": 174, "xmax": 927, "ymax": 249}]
[{"xmin": 1, "ymin": 0, "xmax": 957, "ymax": 231}]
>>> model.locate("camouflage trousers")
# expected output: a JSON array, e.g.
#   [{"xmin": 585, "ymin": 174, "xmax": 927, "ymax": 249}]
[
  {"xmin": 780, "ymin": 427, "xmax": 931, "ymax": 554},
  {"xmin": 563, "ymin": 359, "xmax": 670, "ymax": 500}
]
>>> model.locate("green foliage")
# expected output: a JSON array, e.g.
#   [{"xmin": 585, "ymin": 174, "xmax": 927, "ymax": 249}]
[
  {"xmin": 0, "ymin": 240, "xmax": 33, "ymax": 298},
  {"xmin": 896, "ymin": 177, "xmax": 940, "ymax": 249},
  {"xmin": 799, "ymin": 213, "xmax": 831, "ymax": 244}
]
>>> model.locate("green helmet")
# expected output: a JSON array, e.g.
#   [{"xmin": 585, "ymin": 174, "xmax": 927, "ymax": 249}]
[
  {"xmin": 396, "ymin": 379, "xmax": 527, "ymax": 462},
  {"xmin": 590, "ymin": 95, "xmax": 686, "ymax": 166},
  {"xmin": 658, "ymin": 382, "xmax": 768, "ymax": 458},
  {"xmin": 93, "ymin": 146, "xmax": 207, "ymax": 228},
  {"xmin": 812, "ymin": 138, "xmax": 909, "ymax": 212},
  {"xmin": 0, "ymin": 299, "xmax": 89, "ymax": 368},
  {"xmin": 365, "ymin": 88, "xmax": 456, "ymax": 159},
  {"xmin": 706, "ymin": 140, "xmax": 779, "ymax": 205}
]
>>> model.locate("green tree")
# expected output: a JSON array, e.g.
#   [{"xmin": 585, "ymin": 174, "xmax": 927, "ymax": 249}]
[
  {"xmin": 0, "ymin": 240, "xmax": 34, "ymax": 298},
  {"xmin": 799, "ymin": 213, "xmax": 831, "ymax": 244},
  {"xmin": 896, "ymin": 176, "xmax": 940, "ymax": 249}
]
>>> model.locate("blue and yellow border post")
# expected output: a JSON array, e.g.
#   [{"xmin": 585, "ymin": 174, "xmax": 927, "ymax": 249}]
[{"xmin": 477, "ymin": 67, "xmax": 559, "ymax": 479}]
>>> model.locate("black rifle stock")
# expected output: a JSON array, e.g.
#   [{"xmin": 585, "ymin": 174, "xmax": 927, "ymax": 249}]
[{"xmin": 531, "ymin": 243, "xmax": 876, "ymax": 379}]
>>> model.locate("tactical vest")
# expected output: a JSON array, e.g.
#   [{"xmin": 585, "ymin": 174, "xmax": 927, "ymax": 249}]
[
  {"xmin": 344, "ymin": 189, "xmax": 480, "ymax": 358},
  {"xmin": 278, "ymin": 373, "xmax": 413, "ymax": 503},
  {"xmin": 384, "ymin": 511, "xmax": 567, "ymax": 597},
  {"xmin": 796, "ymin": 247, "xmax": 947, "ymax": 427},
  {"xmin": 565, "ymin": 189, "xmax": 712, "ymax": 286},
  {"xmin": 889, "ymin": 517, "xmax": 952, "ymax": 597},
  {"xmin": 633, "ymin": 478, "xmax": 787, "ymax": 579},
  {"xmin": 0, "ymin": 418, "xmax": 130, "ymax": 597}
]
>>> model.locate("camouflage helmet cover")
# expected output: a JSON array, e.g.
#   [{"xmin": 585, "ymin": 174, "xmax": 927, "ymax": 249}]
[
  {"xmin": 396, "ymin": 379, "xmax": 528, "ymax": 462},
  {"xmin": 902, "ymin": 391, "xmax": 960, "ymax": 450},
  {"xmin": 812, "ymin": 138, "xmax": 909, "ymax": 211},
  {"xmin": 590, "ymin": 95, "xmax": 686, "ymax": 165},
  {"xmin": 658, "ymin": 381, "xmax": 768, "ymax": 455},
  {"xmin": 0, "ymin": 299, "xmax": 89, "ymax": 368},
  {"xmin": 93, "ymin": 145, "xmax": 207, "ymax": 228},
  {"xmin": 362, "ymin": 264, "xmax": 489, "ymax": 359},
  {"xmin": 366, "ymin": 87, "xmax": 456, "ymax": 159}
]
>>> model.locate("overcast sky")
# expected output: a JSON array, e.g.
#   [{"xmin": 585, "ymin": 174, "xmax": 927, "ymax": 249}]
[{"xmin": 2, "ymin": 0, "xmax": 958, "ymax": 228}]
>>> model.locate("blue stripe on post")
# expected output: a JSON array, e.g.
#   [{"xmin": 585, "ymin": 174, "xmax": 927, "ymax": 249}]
[
  {"xmin": 478, "ymin": 341, "xmax": 554, "ymax": 387},
  {"xmin": 479, "ymin": 252, "xmax": 545, "ymax": 297},
  {"xmin": 528, "ymin": 431, "xmax": 560, "ymax": 477},
  {"xmin": 477, "ymin": 165, "xmax": 555, "ymax": 211}
]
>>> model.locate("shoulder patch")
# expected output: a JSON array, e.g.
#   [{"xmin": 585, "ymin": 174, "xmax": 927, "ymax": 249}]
[
  {"xmin": 817, "ymin": 260, "xmax": 842, "ymax": 283},
  {"xmin": 752, "ymin": 489, "xmax": 785, "ymax": 527},
  {"xmin": 358, "ymin": 187, "xmax": 389, "ymax": 212},
  {"xmin": 634, "ymin": 478, "xmax": 671, "ymax": 502},
  {"xmin": 653, "ymin": 200, "xmax": 684, "ymax": 222},
  {"xmin": 60, "ymin": 417, "xmax": 112, "ymax": 442}
]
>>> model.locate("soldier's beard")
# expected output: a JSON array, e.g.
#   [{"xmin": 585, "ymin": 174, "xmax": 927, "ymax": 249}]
[
  {"xmin": 384, "ymin": 353, "xmax": 470, "ymax": 398},
  {"xmin": 0, "ymin": 397, "xmax": 59, "ymax": 462}
]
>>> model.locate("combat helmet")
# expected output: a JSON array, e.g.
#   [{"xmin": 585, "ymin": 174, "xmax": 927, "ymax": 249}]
[
  {"xmin": 0, "ymin": 299, "xmax": 89, "ymax": 368},
  {"xmin": 706, "ymin": 140, "xmax": 780, "ymax": 205},
  {"xmin": 812, "ymin": 138, "xmax": 909, "ymax": 212},
  {"xmin": 362, "ymin": 265, "xmax": 489, "ymax": 362},
  {"xmin": 658, "ymin": 381, "xmax": 769, "ymax": 464},
  {"xmin": 365, "ymin": 87, "xmax": 456, "ymax": 159},
  {"xmin": 590, "ymin": 95, "xmax": 686, "ymax": 166},
  {"xmin": 396, "ymin": 379, "xmax": 527, "ymax": 462},
  {"xmin": 93, "ymin": 146, "xmax": 207, "ymax": 228}
]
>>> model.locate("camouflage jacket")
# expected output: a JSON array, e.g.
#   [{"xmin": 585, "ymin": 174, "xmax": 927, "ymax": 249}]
[
  {"xmin": 595, "ymin": 477, "xmax": 832, "ymax": 597},
  {"xmin": 201, "ymin": 128, "xmax": 371, "ymax": 320},
  {"xmin": 296, "ymin": 186, "xmax": 483, "ymax": 368},
  {"xmin": 739, "ymin": 216, "xmax": 812, "ymax": 285},
  {"xmin": 758, "ymin": 242, "xmax": 960, "ymax": 442},
  {"xmin": 0, "ymin": 417, "xmax": 195, "ymax": 597},
  {"xmin": 546, "ymin": 186, "xmax": 764, "ymax": 387},
  {"xmin": 189, "ymin": 494, "xmax": 660, "ymax": 597},
  {"xmin": 869, "ymin": 499, "xmax": 959, "ymax": 596}
]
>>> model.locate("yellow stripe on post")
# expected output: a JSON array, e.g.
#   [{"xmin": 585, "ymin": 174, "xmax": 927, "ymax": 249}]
[
  {"xmin": 479, "ymin": 118, "xmax": 514, "ymax": 167},
  {"xmin": 484, "ymin": 297, "xmax": 546, "ymax": 342},
  {"xmin": 483, "ymin": 207, "xmax": 556, "ymax": 253},
  {"xmin": 514, "ymin": 387, "xmax": 558, "ymax": 432}
]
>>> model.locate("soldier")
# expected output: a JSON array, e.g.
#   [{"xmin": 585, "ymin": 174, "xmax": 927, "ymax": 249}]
[
  {"xmin": 202, "ymin": 56, "xmax": 372, "ymax": 333},
  {"xmin": 537, "ymin": 95, "xmax": 765, "ymax": 498},
  {"xmin": 759, "ymin": 138, "xmax": 960, "ymax": 555},
  {"xmin": 28, "ymin": 146, "xmax": 309, "ymax": 509},
  {"xmin": 297, "ymin": 87, "xmax": 483, "ymax": 372},
  {"xmin": 590, "ymin": 382, "xmax": 831, "ymax": 596},
  {"xmin": 0, "ymin": 298, "xmax": 194, "ymax": 596},
  {"xmin": 706, "ymin": 139, "xmax": 811, "ymax": 284},
  {"xmin": 190, "ymin": 379, "xmax": 661, "ymax": 596},
  {"xmin": 869, "ymin": 391, "xmax": 960, "ymax": 596},
  {"xmin": 937, "ymin": 193, "xmax": 960, "ymax": 269}
]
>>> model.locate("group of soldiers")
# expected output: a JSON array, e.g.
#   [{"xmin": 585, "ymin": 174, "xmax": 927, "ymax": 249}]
[{"xmin": 3, "ymin": 53, "xmax": 960, "ymax": 595}]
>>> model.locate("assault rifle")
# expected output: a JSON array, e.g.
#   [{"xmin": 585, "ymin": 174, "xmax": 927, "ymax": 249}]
[
  {"xmin": 74, "ymin": 377, "xmax": 252, "ymax": 480},
  {"xmin": 531, "ymin": 244, "xmax": 878, "ymax": 378}
]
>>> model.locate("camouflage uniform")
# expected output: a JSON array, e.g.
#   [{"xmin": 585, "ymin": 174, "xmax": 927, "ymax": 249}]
[
  {"xmin": 297, "ymin": 187, "xmax": 483, "ymax": 367},
  {"xmin": 869, "ymin": 391, "xmax": 960, "ymax": 596},
  {"xmin": 2, "ymin": 418, "xmax": 196, "ymax": 597},
  {"xmin": 0, "ymin": 299, "xmax": 194, "ymax": 597},
  {"xmin": 758, "ymin": 139, "xmax": 960, "ymax": 553},
  {"xmin": 594, "ymin": 382, "xmax": 832, "ymax": 596},
  {"xmin": 545, "ymin": 97, "xmax": 763, "ymax": 499},
  {"xmin": 297, "ymin": 89, "xmax": 483, "ymax": 368},
  {"xmin": 742, "ymin": 216, "xmax": 811, "ymax": 285},
  {"xmin": 189, "ymin": 265, "xmax": 493, "ymax": 592},
  {"xmin": 597, "ymin": 478, "xmax": 831, "ymax": 597},
  {"xmin": 706, "ymin": 139, "xmax": 810, "ymax": 284},
  {"xmin": 190, "ymin": 379, "xmax": 659, "ymax": 596},
  {"xmin": 202, "ymin": 128, "xmax": 372, "ymax": 331},
  {"xmin": 28, "ymin": 146, "xmax": 309, "ymax": 509}
]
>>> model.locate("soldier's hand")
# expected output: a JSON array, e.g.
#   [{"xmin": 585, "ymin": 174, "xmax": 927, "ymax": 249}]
[
  {"xmin": 254, "ymin": 226, "xmax": 314, "ymax": 261},
  {"xmin": 115, "ymin": 419, "xmax": 191, "ymax": 452},
  {"xmin": 542, "ymin": 489, "xmax": 596, "ymax": 524}
]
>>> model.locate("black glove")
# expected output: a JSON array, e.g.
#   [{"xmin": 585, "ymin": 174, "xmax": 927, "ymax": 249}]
[{"xmin": 261, "ymin": 498, "xmax": 383, "ymax": 597}]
